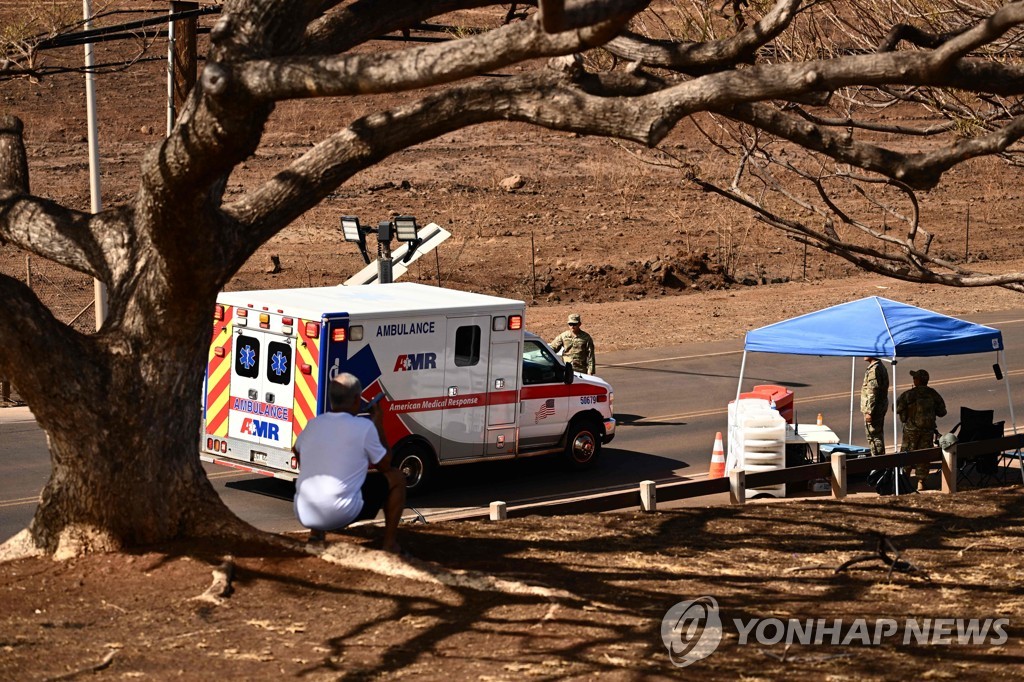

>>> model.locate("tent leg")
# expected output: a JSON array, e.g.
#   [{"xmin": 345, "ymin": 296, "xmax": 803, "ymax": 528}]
[{"xmin": 999, "ymin": 350, "xmax": 1023, "ymax": 485}]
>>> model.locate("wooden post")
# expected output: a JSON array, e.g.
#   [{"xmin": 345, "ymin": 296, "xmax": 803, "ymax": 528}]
[
  {"xmin": 532, "ymin": 231, "xmax": 539, "ymax": 301},
  {"xmin": 830, "ymin": 452, "xmax": 847, "ymax": 499},
  {"xmin": 639, "ymin": 480, "xmax": 657, "ymax": 512},
  {"xmin": 729, "ymin": 469, "xmax": 746, "ymax": 505},
  {"xmin": 941, "ymin": 445, "xmax": 957, "ymax": 494},
  {"xmin": 489, "ymin": 501, "xmax": 507, "ymax": 521},
  {"xmin": 171, "ymin": 2, "xmax": 199, "ymax": 120},
  {"xmin": 0, "ymin": 376, "xmax": 9, "ymax": 403}
]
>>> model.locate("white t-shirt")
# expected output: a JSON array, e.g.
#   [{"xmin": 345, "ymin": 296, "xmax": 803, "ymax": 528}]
[{"xmin": 293, "ymin": 411, "xmax": 387, "ymax": 530}]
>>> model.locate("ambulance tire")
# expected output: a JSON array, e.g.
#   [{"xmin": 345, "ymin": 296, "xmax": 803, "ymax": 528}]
[
  {"xmin": 564, "ymin": 417, "xmax": 602, "ymax": 469},
  {"xmin": 395, "ymin": 442, "xmax": 436, "ymax": 496}
]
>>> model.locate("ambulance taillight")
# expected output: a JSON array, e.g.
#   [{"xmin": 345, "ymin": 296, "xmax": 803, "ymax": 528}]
[
  {"xmin": 509, "ymin": 315, "xmax": 522, "ymax": 330},
  {"xmin": 331, "ymin": 328, "xmax": 346, "ymax": 342},
  {"xmin": 305, "ymin": 322, "xmax": 320, "ymax": 338}
]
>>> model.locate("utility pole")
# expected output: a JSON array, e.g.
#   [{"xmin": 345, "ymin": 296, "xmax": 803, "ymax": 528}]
[
  {"xmin": 168, "ymin": 2, "xmax": 198, "ymax": 132},
  {"xmin": 83, "ymin": 0, "xmax": 106, "ymax": 330}
]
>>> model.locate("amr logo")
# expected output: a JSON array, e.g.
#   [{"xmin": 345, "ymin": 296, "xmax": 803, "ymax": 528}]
[
  {"xmin": 241, "ymin": 417, "xmax": 280, "ymax": 440},
  {"xmin": 394, "ymin": 352, "xmax": 437, "ymax": 372}
]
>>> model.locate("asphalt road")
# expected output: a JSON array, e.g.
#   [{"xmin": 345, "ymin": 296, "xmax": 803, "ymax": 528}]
[{"xmin": 3, "ymin": 310, "xmax": 1024, "ymax": 540}]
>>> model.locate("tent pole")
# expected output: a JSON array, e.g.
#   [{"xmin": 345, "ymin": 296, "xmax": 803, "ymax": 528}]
[
  {"xmin": 891, "ymin": 357, "xmax": 901, "ymax": 495},
  {"xmin": 891, "ymin": 357, "xmax": 898, "ymax": 455},
  {"xmin": 998, "ymin": 349, "xmax": 1022, "ymax": 485},
  {"xmin": 1001, "ymin": 349, "xmax": 1017, "ymax": 434},
  {"xmin": 849, "ymin": 357, "xmax": 856, "ymax": 443},
  {"xmin": 735, "ymin": 351, "xmax": 747, "ymax": 404},
  {"xmin": 730, "ymin": 350, "xmax": 749, "ymax": 473}
]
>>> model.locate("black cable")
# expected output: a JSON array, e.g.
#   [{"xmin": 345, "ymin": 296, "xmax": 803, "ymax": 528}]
[{"xmin": 36, "ymin": 5, "xmax": 221, "ymax": 50}]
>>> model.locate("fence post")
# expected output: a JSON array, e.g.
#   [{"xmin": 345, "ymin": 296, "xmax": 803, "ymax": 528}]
[
  {"xmin": 489, "ymin": 501, "xmax": 507, "ymax": 521},
  {"xmin": 639, "ymin": 480, "xmax": 657, "ymax": 512},
  {"xmin": 0, "ymin": 377, "xmax": 9, "ymax": 403},
  {"xmin": 941, "ymin": 446, "xmax": 957, "ymax": 494},
  {"xmin": 729, "ymin": 469, "xmax": 746, "ymax": 505},
  {"xmin": 830, "ymin": 452, "xmax": 847, "ymax": 499}
]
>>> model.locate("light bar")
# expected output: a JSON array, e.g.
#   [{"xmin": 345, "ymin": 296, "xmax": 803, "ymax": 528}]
[
  {"xmin": 341, "ymin": 216, "xmax": 363, "ymax": 242},
  {"xmin": 394, "ymin": 215, "xmax": 418, "ymax": 241}
]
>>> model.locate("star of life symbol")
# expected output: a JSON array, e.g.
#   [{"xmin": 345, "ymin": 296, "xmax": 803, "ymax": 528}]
[
  {"xmin": 661, "ymin": 597, "xmax": 723, "ymax": 667},
  {"xmin": 271, "ymin": 350, "xmax": 288, "ymax": 376},
  {"xmin": 239, "ymin": 345, "xmax": 256, "ymax": 371}
]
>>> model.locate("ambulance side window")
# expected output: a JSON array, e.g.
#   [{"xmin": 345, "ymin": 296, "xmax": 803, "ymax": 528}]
[
  {"xmin": 235, "ymin": 335, "xmax": 261, "ymax": 379},
  {"xmin": 522, "ymin": 340, "xmax": 559, "ymax": 385},
  {"xmin": 266, "ymin": 341, "xmax": 292, "ymax": 385},
  {"xmin": 454, "ymin": 325, "xmax": 481, "ymax": 367}
]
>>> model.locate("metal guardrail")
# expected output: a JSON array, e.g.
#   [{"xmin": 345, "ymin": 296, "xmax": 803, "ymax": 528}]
[{"xmin": 477, "ymin": 434, "xmax": 1024, "ymax": 521}]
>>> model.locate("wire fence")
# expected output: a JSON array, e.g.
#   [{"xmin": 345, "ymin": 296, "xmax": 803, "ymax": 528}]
[{"xmin": 0, "ymin": 246, "xmax": 95, "ymax": 405}]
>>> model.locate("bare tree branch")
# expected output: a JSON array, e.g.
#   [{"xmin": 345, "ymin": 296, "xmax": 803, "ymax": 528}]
[
  {"xmin": 238, "ymin": 12, "xmax": 634, "ymax": 100},
  {"xmin": 603, "ymin": 0, "xmax": 803, "ymax": 70}
]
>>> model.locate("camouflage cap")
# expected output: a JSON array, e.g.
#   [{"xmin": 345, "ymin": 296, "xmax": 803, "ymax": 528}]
[
  {"xmin": 567, "ymin": 313, "xmax": 581, "ymax": 325},
  {"xmin": 910, "ymin": 369, "xmax": 929, "ymax": 382}
]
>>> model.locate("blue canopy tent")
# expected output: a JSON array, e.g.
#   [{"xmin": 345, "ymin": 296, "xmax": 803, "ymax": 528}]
[{"xmin": 737, "ymin": 296, "xmax": 1018, "ymax": 485}]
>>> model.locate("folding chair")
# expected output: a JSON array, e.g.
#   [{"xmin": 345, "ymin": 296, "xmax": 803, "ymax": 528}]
[{"xmin": 951, "ymin": 407, "xmax": 1005, "ymax": 487}]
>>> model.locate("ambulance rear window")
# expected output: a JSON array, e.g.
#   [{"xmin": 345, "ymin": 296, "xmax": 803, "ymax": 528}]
[
  {"xmin": 266, "ymin": 341, "xmax": 292, "ymax": 385},
  {"xmin": 454, "ymin": 325, "xmax": 481, "ymax": 367},
  {"xmin": 235, "ymin": 335, "xmax": 261, "ymax": 379}
]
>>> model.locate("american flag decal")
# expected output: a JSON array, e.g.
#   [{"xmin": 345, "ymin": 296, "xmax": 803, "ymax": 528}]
[{"xmin": 534, "ymin": 398, "xmax": 556, "ymax": 423}]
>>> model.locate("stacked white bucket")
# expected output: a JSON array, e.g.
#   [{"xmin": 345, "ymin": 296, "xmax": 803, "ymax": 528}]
[{"xmin": 727, "ymin": 397, "xmax": 787, "ymax": 498}]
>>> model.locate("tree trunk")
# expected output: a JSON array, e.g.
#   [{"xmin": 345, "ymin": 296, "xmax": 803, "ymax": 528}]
[{"xmin": 7, "ymin": 299, "xmax": 255, "ymax": 559}]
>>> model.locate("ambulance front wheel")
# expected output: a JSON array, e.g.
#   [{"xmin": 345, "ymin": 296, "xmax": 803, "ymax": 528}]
[
  {"xmin": 395, "ymin": 442, "xmax": 436, "ymax": 495},
  {"xmin": 565, "ymin": 418, "xmax": 602, "ymax": 469}
]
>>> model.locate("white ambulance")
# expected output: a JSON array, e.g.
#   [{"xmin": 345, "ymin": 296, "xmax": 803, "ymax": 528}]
[{"xmin": 200, "ymin": 282, "xmax": 615, "ymax": 492}]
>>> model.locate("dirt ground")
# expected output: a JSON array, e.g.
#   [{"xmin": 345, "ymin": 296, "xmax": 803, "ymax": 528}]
[
  {"xmin": 3, "ymin": 489, "xmax": 1024, "ymax": 681},
  {"xmin": 4, "ymin": 4, "xmax": 1024, "ymax": 679}
]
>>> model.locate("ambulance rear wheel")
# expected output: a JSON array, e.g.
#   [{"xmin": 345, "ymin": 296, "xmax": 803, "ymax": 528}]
[
  {"xmin": 564, "ymin": 418, "xmax": 602, "ymax": 469},
  {"xmin": 396, "ymin": 443, "xmax": 435, "ymax": 495}
]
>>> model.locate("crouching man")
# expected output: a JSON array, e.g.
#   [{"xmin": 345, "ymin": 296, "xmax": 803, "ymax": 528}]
[{"xmin": 293, "ymin": 372, "xmax": 406, "ymax": 554}]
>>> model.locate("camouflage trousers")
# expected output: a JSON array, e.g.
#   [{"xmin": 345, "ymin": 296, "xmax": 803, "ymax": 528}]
[
  {"xmin": 864, "ymin": 411, "xmax": 887, "ymax": 457},
  {"xmin": 901, "ymin": 428, "xmax": 936, "ymax": 482}
]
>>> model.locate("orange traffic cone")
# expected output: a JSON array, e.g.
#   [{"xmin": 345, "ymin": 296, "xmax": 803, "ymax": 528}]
[{"xmin": 709, "ymin": 431, "xmax": 726, "ymax": 479}]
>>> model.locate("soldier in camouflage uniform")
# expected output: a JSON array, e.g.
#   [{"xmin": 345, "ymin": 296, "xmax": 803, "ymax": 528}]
[
  {"xmin": 861, "ymin": 357, "xmax": 890, "ymax": 457},
  {"xmin": 896, "ymin": 369, "xmax": 947, "ymax": 491},
  {"xmin": 550, "ymin": 313, "xmax": 596, "ymax": 374}
]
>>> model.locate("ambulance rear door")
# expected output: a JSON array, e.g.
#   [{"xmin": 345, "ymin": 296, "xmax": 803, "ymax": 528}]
[{"xmin": 228, "ymin": 323, "xmax": 296, "ymax": 462}]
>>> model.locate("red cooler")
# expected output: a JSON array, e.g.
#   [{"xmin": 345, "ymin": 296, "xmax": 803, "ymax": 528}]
[{"xmin": 752, "ymin": 384, "xmax": 795, "ymax": 423}]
